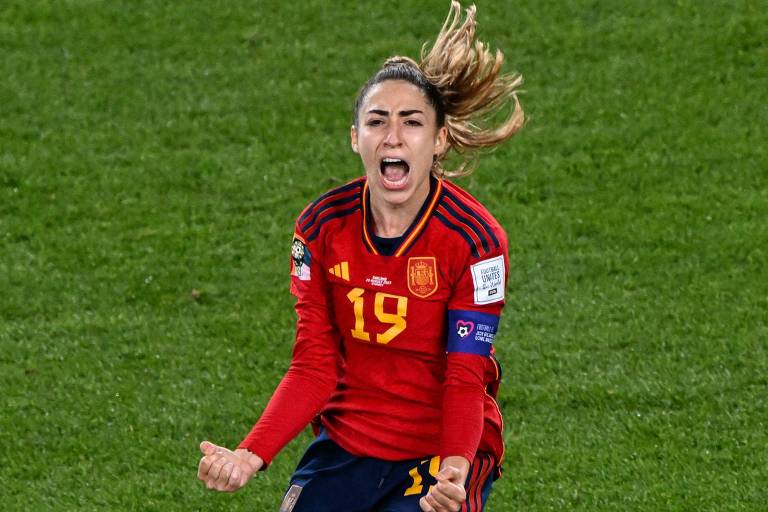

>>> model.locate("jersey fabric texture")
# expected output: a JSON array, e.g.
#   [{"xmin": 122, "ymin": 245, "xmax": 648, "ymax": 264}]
[
  {"xmin": 278, "ymin": 429, "xmax": 494, "ymax": 512},
  {"xmin": 240, "ymin": 175, "xmax": 509, "ymax": 474}
]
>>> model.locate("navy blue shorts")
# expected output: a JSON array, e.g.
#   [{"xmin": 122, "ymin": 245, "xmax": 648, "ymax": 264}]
[{"xmin": 279, "ymin": 430, "xmax": 495, "ymax": 512}]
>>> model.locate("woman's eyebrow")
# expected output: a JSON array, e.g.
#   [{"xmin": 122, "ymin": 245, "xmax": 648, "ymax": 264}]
[{"xmin": 366, "ymin": 109, "xmax": 424, "ymax": 117}]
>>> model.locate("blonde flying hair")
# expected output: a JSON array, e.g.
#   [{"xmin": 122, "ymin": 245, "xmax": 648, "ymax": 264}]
[{"xmin": 353, "ymin": 1, "xmax": 524, "ymax": 177}]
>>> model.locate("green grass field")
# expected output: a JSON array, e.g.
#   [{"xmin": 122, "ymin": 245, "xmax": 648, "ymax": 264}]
[{"xmin": 1, "ymin": 0, "xmax": 766, "ymax": 509}]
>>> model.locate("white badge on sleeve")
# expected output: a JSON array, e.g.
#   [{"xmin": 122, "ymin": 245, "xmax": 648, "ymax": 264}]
[{"xmin": 470, "ymin": 255, "xmax": 505, "ymax": 304}]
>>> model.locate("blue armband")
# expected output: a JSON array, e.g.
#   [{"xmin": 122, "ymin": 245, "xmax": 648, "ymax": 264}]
[{"xmin": 446, "ymin": 310, "xmax": 499, "ymax": 356}]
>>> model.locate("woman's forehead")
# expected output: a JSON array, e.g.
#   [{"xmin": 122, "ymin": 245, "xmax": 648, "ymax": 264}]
[{"xmin": 362, "ymin": 80, "xmax": 434, "ymax": 113}]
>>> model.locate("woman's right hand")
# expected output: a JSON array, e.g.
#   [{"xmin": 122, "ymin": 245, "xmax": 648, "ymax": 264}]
[{"xmin": 197, "ymin": 440, "xmax": 263, "ymax": 492}]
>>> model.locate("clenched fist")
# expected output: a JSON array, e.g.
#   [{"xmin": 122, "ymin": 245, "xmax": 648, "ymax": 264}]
[
  {"xmin": 197, "ymin": 440, "xmax": 263, "ymax": 492},
  {"xmin": 419, "ymin": 456, "xmax": 469, "ymax": 512}
]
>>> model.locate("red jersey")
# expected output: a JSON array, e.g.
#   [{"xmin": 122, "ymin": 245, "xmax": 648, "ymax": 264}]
[{"xmin": 240, "ymin": 176, "xmax": 508, "ymax": 472}]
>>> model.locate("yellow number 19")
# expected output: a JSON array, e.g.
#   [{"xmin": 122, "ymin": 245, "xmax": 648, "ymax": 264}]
[
  {"xmin": 404, "ymin": 456, "xmax": 441, "ymax": 496},
  {"xmin": 346, "ymin": 288, "xmax": 407, "ymax": 345}
]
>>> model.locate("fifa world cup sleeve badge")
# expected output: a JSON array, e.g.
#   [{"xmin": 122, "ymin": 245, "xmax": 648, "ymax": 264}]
[{"xmin": 291, "ymin": 235, "xmax": 312, "ymax": 281}]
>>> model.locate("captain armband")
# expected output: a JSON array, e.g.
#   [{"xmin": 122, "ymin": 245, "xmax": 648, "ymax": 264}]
[{"xmin": 446, "ymin": 310, "xmax": 499, "ymax": 357}]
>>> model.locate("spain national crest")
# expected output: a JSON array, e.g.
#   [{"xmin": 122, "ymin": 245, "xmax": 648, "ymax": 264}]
[{"xmin": 407, "ymin": 257, "xmax": 438, "ymax": 298}]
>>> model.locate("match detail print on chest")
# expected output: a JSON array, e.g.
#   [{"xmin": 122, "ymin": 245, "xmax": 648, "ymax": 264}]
[{"xmin": 328, "ymin": 255, "xmax": 441, "ymax": 346}]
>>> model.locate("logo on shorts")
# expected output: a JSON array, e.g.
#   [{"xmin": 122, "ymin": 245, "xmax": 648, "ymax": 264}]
[
  {"xmin": 407, "ymin": 257, "xmax": 438, "ymax": 298},
  {"xmin": 456, "ymin": 320, "xmax": 475, "ymax": 338},
  {"xmin": 280, "ymin": 484, "xmax": 303, "ymax": 512}
]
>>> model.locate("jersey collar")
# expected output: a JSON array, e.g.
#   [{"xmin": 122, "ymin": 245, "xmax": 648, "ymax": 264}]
[{"xmin": 361, "ymin": 176, "xmax": 443, "ymax": 257}]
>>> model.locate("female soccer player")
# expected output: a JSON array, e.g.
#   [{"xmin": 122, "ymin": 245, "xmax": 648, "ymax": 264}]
[{"xmin": 198, "ymin": 2, "xmax": 523, "ymax": 510}]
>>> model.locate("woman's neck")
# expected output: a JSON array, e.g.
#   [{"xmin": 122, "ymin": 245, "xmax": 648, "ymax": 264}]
[{"xmin": 369, "ymin": 180, "xmax": 431, "ymax": 238}]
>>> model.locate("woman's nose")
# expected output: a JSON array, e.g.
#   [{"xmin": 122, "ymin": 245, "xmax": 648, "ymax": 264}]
[{"xmin": 383, "ymin": 124, "xmax": 402, "ymax": 146}]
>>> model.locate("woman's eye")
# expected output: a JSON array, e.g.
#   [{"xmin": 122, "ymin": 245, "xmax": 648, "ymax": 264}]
[
  {"xmin": 405, "ymin": 119, "xmax": 423, "ymax": 126},
  {"xmin": 366, "ymin": 119, "xmax": 384, "ymax": 126}
]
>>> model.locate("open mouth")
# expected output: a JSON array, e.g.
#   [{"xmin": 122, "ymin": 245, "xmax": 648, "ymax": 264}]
[{"xmin": 379, "ymin": 158, "xmax": 410, "ymax": 189}]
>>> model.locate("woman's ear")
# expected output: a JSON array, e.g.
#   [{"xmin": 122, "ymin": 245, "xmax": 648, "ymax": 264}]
[
  {"xmin": 434, "ymin": 126, "xmax": 448, "ymax": 156},
  {"xmin": 350, "ymin": 125, "xmax": 359, "ymax": 153}
]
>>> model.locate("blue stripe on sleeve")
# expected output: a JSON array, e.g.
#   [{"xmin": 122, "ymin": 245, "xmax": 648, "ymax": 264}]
[{"xmin": 447, "ymin": 309, "xmax": 499, "ymax": 356}]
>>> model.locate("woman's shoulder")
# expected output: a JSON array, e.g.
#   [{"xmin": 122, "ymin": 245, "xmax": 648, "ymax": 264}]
[
  {"xmin": 432, "ymin": 179, "xmax": 508, "ymax": 262},
  {"xmin": 438, "ymin": 179, "xmax": 507, "ymax": 242},
  {"xmin": 295, "ymin": 177, "xmax": 365, "ymax": 238}
]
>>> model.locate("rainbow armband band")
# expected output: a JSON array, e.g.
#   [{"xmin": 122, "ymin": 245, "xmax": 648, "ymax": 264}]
[{"xmin": 446, "ymin": 310, "xmax": 499, "ymax": 356}]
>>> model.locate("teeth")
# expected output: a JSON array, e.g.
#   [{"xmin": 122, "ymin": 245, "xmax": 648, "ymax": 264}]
[{"xmin": 382, "ymin": 158, "xmax": 404, "ymax": 164}]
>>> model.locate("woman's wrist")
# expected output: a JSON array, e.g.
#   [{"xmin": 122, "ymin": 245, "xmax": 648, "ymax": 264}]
[
  {"xmin": 439, "ymin": 455, "xmax": 470, "ymax": 485},
  {"xmin": 235, "ymin": 448, "xmax": 264, "ymax": 473}
]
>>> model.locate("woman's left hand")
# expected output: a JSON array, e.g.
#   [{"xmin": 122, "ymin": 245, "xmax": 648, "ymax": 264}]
[{"xmin": 419, "ymin": 457, "xmax": 469, "ymax": 512}]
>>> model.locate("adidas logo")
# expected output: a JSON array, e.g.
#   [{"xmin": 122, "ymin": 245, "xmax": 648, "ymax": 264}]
[{"xmin": 328, "ymin": 261, "xmax": 350, "ymax": 281}]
